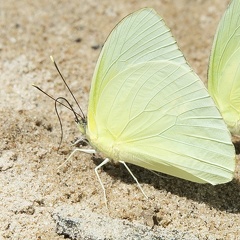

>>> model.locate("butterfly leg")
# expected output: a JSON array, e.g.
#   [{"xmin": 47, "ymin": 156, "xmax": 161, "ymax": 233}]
[
  {"xmin": 119, "ymin": 161, "xmax": 148, "ymax": 199},
  {"xmin": 71, "ymin": 137, "xmax": 89, "ymax": 146},
  {"xmin": 94, "ymin": 158, "xmax": 110, "ymax": 208},
  {"xmin": 58, "ymin": 148, "xmax": 96, "ymax": 169}
]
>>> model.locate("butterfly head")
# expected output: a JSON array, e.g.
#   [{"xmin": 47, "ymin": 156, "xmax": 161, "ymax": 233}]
[{"xmin": 76, "ymin": 116, "xmax": 87, "ymax": 135}]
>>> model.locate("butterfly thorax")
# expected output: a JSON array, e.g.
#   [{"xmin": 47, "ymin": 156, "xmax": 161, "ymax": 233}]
[{"xmin": 85, "ymin": 127, "xmax": 121, "ymax": 163}]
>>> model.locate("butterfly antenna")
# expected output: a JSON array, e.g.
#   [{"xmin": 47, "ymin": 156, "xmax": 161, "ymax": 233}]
[
  {"xmin": 32, "ymin": 84, "xmax": 82, "ymax": 119},
  {"xmin": 54, "ymin": 96, "xmax": 80, "ymax": 150},
  {"xmin": 50, "ymin": 56, "xmax": 86, "ymax": 121}
]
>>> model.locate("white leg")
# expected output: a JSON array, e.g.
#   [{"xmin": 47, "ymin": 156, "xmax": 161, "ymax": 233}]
[
  {"xmin": 71, "ymin": 137, "xmax": 88, "ymax": 146},
  {"xmin": 95, "ymin": 158, "xmax": 110, "ymax": 208},
  {"xmin": 119, "ymin": 161, "xmax": 148, "ymax": 199},
  {"xmin": 59, "ymin": 148, "xmax": 110, "ymax": 207},
  {"xmin": 58, "ymin": 148, "xmax": 96, "ymax": 169}
]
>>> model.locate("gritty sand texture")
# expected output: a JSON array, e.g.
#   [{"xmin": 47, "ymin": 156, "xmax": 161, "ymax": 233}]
[{"xmin": 1, "ymin": 0, "xmax": 240, "ymax": 239}]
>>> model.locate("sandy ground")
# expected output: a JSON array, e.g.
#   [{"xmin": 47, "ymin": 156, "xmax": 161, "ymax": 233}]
[{"xmin": 1, "ymin": 0, "xmax": 240, "ymax": 239}]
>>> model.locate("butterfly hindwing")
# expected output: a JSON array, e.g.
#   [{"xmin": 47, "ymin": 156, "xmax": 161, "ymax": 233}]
[{"xmin": 86, "ymin": 8, "xmax": 235, "ymax": 185}]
